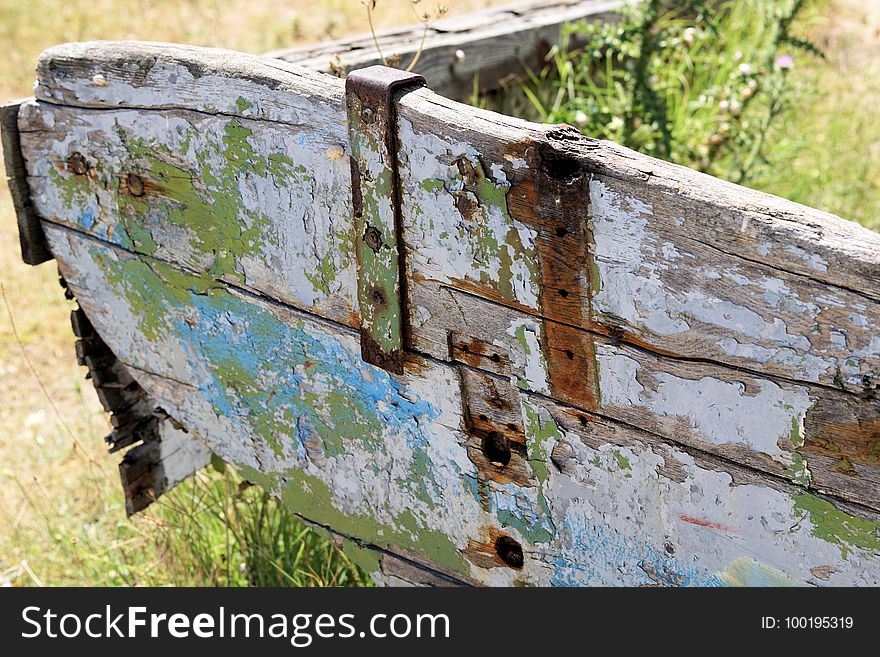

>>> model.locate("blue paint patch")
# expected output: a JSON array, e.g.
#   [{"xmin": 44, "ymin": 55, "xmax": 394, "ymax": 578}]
[
  {"xmin": 488, "ymin": 483, "xmax": 555, "ymax": 545},
  {"xmin": 545, "ymin": 512, "xmax": 725, "ymax": 587},
  {"xmin": 79, "ymin": 207, "xmax": 95, "ymax": 229}
]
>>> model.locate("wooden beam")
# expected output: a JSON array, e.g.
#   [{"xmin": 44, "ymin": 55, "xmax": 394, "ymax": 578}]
[
  {"xmin": 268, "ymin": 0, "xmax": 625, "ymax": 99},
  {"xmin": 1, "ymin": 99, "xmax": 52, "ymax": 265}
]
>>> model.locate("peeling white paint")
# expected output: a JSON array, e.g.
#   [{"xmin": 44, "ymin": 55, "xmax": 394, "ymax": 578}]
[{"xmin": 596, "ymin": 344, "xmax": 812, "ymax": 464}]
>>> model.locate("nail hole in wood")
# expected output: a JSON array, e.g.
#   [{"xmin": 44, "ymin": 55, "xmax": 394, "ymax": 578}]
[
  {"xmin": 558, "ymin": 289, "xmax": 569, "ymax": 298},
  {"xmin": 482, "ymin": 431, "xmax": 510, "ymax": 467},
  {"xmin": 555, "ymin": 226, "xmax": 568, "ymax": 238},
  {"xmin": 565, "ymin": 349, "xmax": 575, "ymax": 360},
  {"xmin": 495, "ymin": 535, "xmax": 524, "ymax": 569},
  {"xmin": 490, "ymin": 353, "xmax": 501, "ymax": 363}
]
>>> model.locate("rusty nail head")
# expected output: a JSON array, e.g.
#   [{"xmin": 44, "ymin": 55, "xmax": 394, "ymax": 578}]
[
  {"xmin": 364, "ymin": 225, "xmax": 382, "ymax": 252},
  {"xmin": 370, "ymin": 287, "xmax": 386, "ymax": 307},
  {"xmin": 69, "ymin": 152, "xmax": 88, "ymax": 175},
  {"xmin": 128, "ymin": 174, "xmax": 145, "ymax": 197}
]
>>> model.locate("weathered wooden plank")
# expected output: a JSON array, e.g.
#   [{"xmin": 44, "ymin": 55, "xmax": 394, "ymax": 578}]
[
  {"xmin": 2, "ymin": 99, "xmax": 52, "ymax": 264},
  {"xmin": 20, "ymin": 42, "xmax": 880, "ymax": 510},
  {"xmin": 21, "ymin": 96, "xmax": 880, "ymax": 507},
  {"xmin": 45, "ymin": 223, "xmax": 880, "ymax": 586},
  {"xmin": 268, "ymin": 0, "xmax": 625, "ymax": 99},
  {"xmin": 19, "ymin": 102, "xmax": 358, "ymax": 328},
  {"xmin": 411, "ymin": 284, "xmax": 880, "ymax": 510},
  {"xmin": 395, "ymin": 91, "xmax": 880, "ymax": 391},
  {"xmin": 15, "ymin": 41, "xmax": 880, "ymax": 584},
  {"xmin": 23, "ymin": 48, "xmax": 880, "ymax": 394}
]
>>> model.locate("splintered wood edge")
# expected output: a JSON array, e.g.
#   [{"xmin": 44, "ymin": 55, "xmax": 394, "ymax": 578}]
[{"xmin": 1, "ymin": 98, "xmax": 52, "ymax": 265}]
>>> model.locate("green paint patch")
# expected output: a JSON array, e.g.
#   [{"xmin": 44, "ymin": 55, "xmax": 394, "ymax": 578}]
[
  {"xmin": 612, "ymin": 449, "xmax": 632, "ymax": 472},
  {"xmin": 835, "ymin": 457, "xmax": 858, "ymax": 477},
  {"xmin": 523, "ymin": 403, "xmax": 562, "ymax": 485},
  {"xmin": 108, "ymin": 119, "xmax": 318, "ymax": 287},
  {"xmin": 281, "ymin": 470, "xmax": 469, "ymax": 576},
  {"xmin": 341, "ymin": 539, "xmax": 381, "ymax": 577},
  {"xmin": 793, "ymin": 492, "xmax": 880, "ymax": 559},
  {"xmin": 452, "ymin": 157, "xmax": 539, "ymax": 305},
  {"xmin": 497, "ymin": 505, "xmax": 554, "ymax": 544},
  {"xmin": 785, "ymin": 452, "xmax": 811, "ymax": 487}
]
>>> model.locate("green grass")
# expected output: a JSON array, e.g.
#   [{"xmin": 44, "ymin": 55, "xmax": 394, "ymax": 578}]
[
  {"xmin": 479, "ymin": 0, "xmax": 878, "ymax": 232},
  {"xmin": 748, "ymin": 0, "xmax": 880, "ymax": 230}
]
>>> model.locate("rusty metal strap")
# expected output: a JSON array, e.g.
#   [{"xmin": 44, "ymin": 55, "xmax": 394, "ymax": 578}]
[{"xmin": 345, "ymin": 67, "xmax": 426, "ymax": 374}]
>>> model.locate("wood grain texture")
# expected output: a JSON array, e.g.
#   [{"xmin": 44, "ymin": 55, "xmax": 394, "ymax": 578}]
[
  {"xmin": 44, "ymin": 223, "xmax": 880, "ymax": 586},
  {"xmin": 269, "ymin": 0, "xmax": 625, "ymax": 99},
  {"xmin": 15, "ymin": 40, "xmax": 880, "ymax": 585},
  {"xmin": 2, "ymin": 99, "xmax": 52, "ymax": 264}
]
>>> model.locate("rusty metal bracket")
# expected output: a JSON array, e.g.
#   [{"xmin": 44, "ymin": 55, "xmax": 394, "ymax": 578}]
[{"xmin": 345, "ymin": 66, "xmax": 426, "ymax": 375}]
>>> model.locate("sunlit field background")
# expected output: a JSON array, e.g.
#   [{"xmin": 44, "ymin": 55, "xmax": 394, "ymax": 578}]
[{"xmin": 1, "ymin": 0, "xmax": 877, "ymax": 586}]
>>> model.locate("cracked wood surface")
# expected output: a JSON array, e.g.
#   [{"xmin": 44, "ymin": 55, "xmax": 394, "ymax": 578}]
[{"xmin": 10, "ymin": 40, "xmax": 880, "ymax": 585}]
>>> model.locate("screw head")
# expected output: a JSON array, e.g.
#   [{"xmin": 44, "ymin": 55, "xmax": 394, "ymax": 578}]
[{"xmin": 364, "ymin": 225, "xmax": 382, "ymax": 252}]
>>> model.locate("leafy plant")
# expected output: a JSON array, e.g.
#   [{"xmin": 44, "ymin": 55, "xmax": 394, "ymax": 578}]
[
  {"xmin": 518, "ymin": 0, "xmax": 822, "ymax": 184},
  {"xmin": 150, "ymin": 462, "xmax": 374, "ymax": 587}
]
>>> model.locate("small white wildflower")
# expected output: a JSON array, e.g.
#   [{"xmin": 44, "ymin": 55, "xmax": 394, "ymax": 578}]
[
  {"xmin": 573, "ymin": 110, "xmax": 588, "ymax": 125},
  {"xmin": 608, "ymin": 116, "xmax": 624, "ymax": 131},
  {"xmin": 733, "ymin": 50, "xmax": 743, "ymax": 61},
  {"xmin": 741, "ymin": 85, "xmax": 754, "ymax": 99},
  {"xmin": 729, "ymin": 99, "xmax": 742, "ymax": 116},
  {"xmin": 747, "ymin": 78, "xmax": 759, "ymax": 91},
  {"xmin": 25, "ymin": 410, "xmax": 46, "ymax": 428},
  {"xmin": 698, "ymin": 94, "xmax": 707, "ymax": 106},
  {"xmin": 682, "ymin": 27, "xmax": 697, "ymax": 47},
  {"xmin": 738, "ymin": 63, "xmax": 752, "ymax": 75},
  {"xmin": 719, "ymin": 99, "xmax": 730, "ymax": 111},
  {"xmin": 718, "ymin": 122, "xmax": 730, "ymax": 136}
]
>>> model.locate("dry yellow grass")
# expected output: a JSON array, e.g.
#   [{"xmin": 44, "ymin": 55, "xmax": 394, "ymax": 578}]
[{"xmin": 0, "ymin": 0, "xmax": 500, "ymax": 586}]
